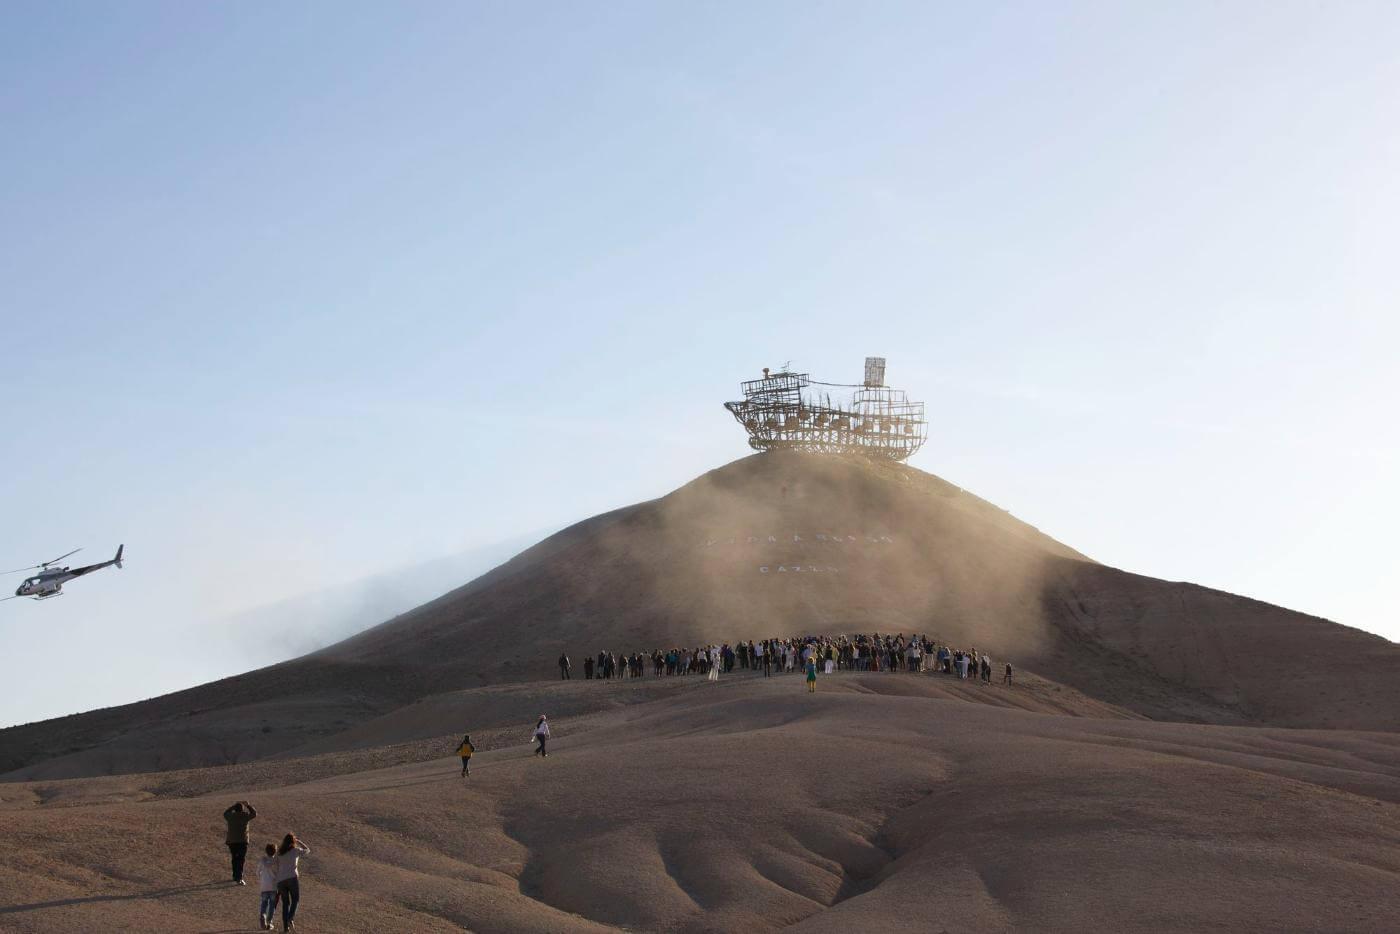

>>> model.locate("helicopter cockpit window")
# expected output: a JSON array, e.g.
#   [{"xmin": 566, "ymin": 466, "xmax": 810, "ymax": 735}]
[{"xmin": 24, "ymin": 577, "xmax": 40, "ymax": 588}]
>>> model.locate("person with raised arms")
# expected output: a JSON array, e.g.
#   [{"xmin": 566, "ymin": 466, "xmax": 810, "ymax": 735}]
[
  {"xmin": 274, "ymin": 832, "xmax": 310, "ymax": 932},
  {"xmin": 222, "ymin": 800, "xmax": 257, "ymax": 885}
]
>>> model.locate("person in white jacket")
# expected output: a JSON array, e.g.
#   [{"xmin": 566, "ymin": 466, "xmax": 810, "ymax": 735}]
[
  {"xmin": 256, "ymin": 843, "xmax": 280, "ymax": 931},
  {"xmin": 273, "ymin": 833, "xmax": 310, "ymax": 932},
  {"xmin": 533, "ymin": 715, "xmax": 551, "ymax": 757}
]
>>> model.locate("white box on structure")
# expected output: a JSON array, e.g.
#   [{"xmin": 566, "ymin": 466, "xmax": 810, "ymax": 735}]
[{"xmin": 864, "ymin": 356, "xmax": 886, "ymax": 388}]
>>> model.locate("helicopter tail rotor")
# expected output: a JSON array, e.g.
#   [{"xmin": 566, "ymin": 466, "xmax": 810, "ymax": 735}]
[{"xmin": 115, "ymin": 544, "xmax": 124, "ymax": 569}]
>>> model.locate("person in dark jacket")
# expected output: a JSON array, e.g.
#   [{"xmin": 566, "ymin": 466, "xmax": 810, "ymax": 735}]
[
  {"xmin": 558, "ymin": 653, "xmax": 571, "ymax": 679},
  {"xmin": 223, "ymin": 800, "xmax": 258, "ymax": 884}
]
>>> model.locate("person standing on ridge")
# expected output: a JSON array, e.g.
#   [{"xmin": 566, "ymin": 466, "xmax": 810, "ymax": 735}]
[
  {"xmin": 456, "ymin": 733, "xmax": 475, "ymax": 777},
  {"xmin": 533, "ymin": 715, "xmax": 551, "ymax": 757},
  {"xmin": 222, "ymin": 800, "xmax": 257, "ymax": 885},
  {"xmin": 558, "ymin": 653, "xmax": 571, "ymax": 680}
]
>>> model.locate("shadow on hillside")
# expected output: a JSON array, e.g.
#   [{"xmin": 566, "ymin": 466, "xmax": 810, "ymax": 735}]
[{"xmin": 0, "ymin": 881, "xmax": 226, "ymax": 914}]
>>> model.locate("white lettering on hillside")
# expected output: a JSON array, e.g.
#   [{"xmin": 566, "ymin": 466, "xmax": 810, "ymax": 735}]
[
  {"xmin": 703, "ymin": 533, "xmax": 895, "ymax": 548},
  {"xmin": 758, "ymin": 566, "xmax": 840, "ymax": 574}
]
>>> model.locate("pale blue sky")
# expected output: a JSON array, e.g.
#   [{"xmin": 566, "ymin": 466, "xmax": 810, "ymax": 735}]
[{"xmin": 2, "ymin": 2, "xmax": 1397, "ymax": 726}]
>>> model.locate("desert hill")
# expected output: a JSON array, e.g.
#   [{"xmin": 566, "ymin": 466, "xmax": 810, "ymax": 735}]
[{"xmin": 3, "ymin": 452, "xmax": 1397, "ymax": 781}]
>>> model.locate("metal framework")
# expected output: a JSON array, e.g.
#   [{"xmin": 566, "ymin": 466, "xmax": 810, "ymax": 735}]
[{"xmin": 724, "ymin": 357, "xmax": 927, "ymax": 460}]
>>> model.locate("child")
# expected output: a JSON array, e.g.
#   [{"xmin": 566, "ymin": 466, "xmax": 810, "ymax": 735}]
[
  {"xmin": 257, "ymin": 843, "xmax": 280, "ymax": 931},
  {"xmin": 805, "ymin": 657, "xmax": 817, "ymax": 693},
  {"xmin": 456, "ymin": 733, "xmax": 474, "ymax": 777}
]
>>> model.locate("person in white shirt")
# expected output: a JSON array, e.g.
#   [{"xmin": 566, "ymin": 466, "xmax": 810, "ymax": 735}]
[
  {"xmin": 256, "ymin": 843, "xmax": 280, "ymax": 930},
  {"xmin": 533, "ymin": 715, "xmax": 551, "ymax": 757},
  {"xmin": 274, "ymin": 833, "xmax": 310, "ymax": 932}
]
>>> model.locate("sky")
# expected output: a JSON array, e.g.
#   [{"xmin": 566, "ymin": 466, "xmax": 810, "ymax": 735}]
[{"xmin": 2, "ymin": 2, "xmax": 1397, "ymax": 727}]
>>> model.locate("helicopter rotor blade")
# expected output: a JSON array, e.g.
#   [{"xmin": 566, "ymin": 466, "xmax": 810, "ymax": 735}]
[
  {"xmin": 41, "ymin": 547, "xmax": 82, "ymax": 567},
  {"xmin": 1, "ymin": 564, "xmax": 43, "ymax": 575}
]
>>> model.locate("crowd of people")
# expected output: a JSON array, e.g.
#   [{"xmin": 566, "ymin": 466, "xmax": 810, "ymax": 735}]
[
  {"xmin": 559, "ymin": 634, "xmax": 1013, "ymax": 687},
  {"xmin": 222, "ymin": 801, "xmax": 311, "ymax": 931},
  {"xmin": 216, "ymin": 636, "xmax": 1006, "ymax": 931}
]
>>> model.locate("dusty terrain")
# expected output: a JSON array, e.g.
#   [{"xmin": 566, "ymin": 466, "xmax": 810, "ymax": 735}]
[
  {"xmin": 1, "ymin": 670, "xmax": 1397, "ymax": 933},
  {"xmin": 4, "ymin": 454, "xmax": 1397, "ymax": 782},
  {"xmin": 2, "ymin": 451, "xmax": 1397, "ymax": 931}
]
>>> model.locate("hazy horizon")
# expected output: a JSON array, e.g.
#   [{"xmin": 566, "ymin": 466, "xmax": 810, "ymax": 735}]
[{"xmin": 3, "ymin": 1, "xmax": 1398, "ymax": 726}]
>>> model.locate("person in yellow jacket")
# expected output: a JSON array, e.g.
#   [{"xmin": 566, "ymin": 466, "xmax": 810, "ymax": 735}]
[{"xmin": 456, "ymin": 733, "xmax": 474, "ymax": 777}]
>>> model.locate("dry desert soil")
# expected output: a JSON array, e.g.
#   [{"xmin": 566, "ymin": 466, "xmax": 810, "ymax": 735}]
[
  {"xmin": 2, "ymin": 453, "xmax": 1397, "ymax": 932},
  {"xmin": 2, "ymin": 672, "xmax": 1398, "ymax": 932}
]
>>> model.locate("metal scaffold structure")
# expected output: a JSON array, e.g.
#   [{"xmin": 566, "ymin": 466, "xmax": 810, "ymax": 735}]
[{"xmin": 724, "ymin": 357, "xmax": 927, "ymax": 461}]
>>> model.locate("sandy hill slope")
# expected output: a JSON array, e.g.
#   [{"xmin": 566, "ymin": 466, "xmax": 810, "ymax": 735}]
[
  {"xmin": 3, "ymin": 453, "xmax": 1397, "ymax": 781},
  {"xmin": 1, "ymin": 673, "xmax": 1397, "ymax": 933}
]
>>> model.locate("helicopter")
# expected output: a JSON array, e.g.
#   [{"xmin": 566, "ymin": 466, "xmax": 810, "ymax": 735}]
[{"xmin": 4, "ymin": 545, "xmax": 124, "ymax": 601}]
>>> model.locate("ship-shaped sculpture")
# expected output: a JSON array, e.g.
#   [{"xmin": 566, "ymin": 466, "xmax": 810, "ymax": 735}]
[{"xmin": 724, "ymin": 357, "xmax": 926, "ymax": 460}]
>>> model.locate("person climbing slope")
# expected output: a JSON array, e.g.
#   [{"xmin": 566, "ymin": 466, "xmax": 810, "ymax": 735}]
[
  {"xmin": 274, "ymin": 832, "xmax": 310, "ymax": 932},
  {"xmin": 533, "ymin": 715, "xmax": 550, "ymax": 757},
  {"xmin": 456, "ymin": 733, "xmax": 475, "ymax": 777},
  {"xmin": 222, "ymin": 800, "xmax": 257, "ymax": 885},
  {"xmin": 256, "ymin": 843, "xmax": 280, "ymax": 930}
]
